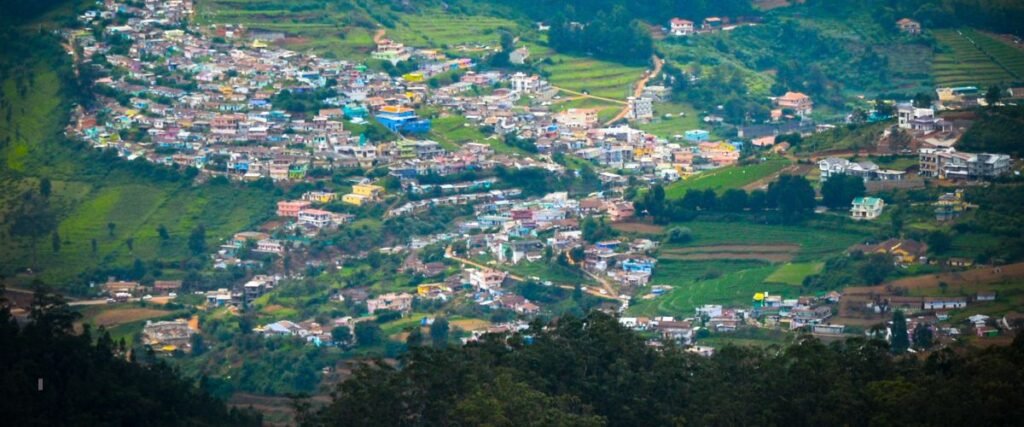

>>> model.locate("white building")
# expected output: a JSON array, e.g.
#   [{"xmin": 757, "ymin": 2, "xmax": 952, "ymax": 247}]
[
  {"xmin": 850, "ymin": 197, "xmax": 885, "ymax": 220},
  {"xmin": 669, "ymin": 18, "xmax": 695, "ymax": 36},
  {"xmin": 628, "ymin": 96, "xmax": 653, "ymax": 121}
]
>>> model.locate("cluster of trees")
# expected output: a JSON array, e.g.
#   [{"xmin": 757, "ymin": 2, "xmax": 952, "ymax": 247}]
[
  {"xmin": 634, "ymin": 174, "xmax": 817, "ymax": 224},
  {"xmin": 300, "ymin": 311, "xmax": 1024, "ymax": 426},
  {"xmin": 0, "ymin": 285, "xmax": 260, "ymax": 425},
  {"xmin": 548, "ymin": 7, "xmax": 653, "ymax": 64},
  {"xmin": 821, "ymin": 174, "xmax": 867, "ymax": 209},
  {"xmin": 802, "ymin": 0, "xmax": 1024, "ymax": 36},
  {"xmin": 958, "ymin": 105, "xmax": 1024, "ymax": 157},
  {"xmin": 489, "ymin": 0, "xmax": 752, "ymax": 24}
]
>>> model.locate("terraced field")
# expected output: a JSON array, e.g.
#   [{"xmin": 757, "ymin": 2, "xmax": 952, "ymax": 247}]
[
  {"xmin": 387, "ymin": 13, "xmax": 518, "ymax": 49},
  {"xmin": 528, "ymin": 42, "xmax": 647, "ymax": 101},
  {"xmin": 933, "ymin": 29, "xmax": 1022, "ymax": 87},
  {"xmin": 195, "ymin": 0, "xmax": 379, "ymax": 58}
]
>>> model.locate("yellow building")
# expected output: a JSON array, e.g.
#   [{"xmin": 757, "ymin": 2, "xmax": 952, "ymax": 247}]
[
  {"xmin": 342, "ymin": 184, "xmax": 385, "ymax": 206},
  {"xmin": 402, "ymin": 72, "xmax": 425, "ymax": 83}
]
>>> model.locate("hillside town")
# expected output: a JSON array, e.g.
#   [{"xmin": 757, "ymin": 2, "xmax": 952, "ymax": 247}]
[{"xmin": 53, "ymin": 0, "xmax": 1024, "ymax": 359}]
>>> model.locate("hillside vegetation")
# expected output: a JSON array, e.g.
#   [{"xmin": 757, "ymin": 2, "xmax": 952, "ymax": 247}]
[
  {"xmin": 0, "ymin": 29, "xmax": 274, "ymax": 289},
  {"xmin": 301, "ymin": 312, "xmax": 1024, "ymax": 427}
]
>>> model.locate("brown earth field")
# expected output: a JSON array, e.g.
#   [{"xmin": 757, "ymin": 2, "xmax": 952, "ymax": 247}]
[
  {"xmin": 845, "ymin": 262, "xmax": 1024, "ymax": 294},
  {"xmin": 91, "ymin": 308, "xmax": 172, "ymax": 327},
  {"xmin": 611, "ymin": 221, "xmax": 664, "ymax": 234}
]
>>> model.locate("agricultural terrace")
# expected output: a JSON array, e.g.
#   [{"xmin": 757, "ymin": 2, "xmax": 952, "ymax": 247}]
[
  {"xmin": 550, "ymin": 96, "xmax": 623, "ymax": 124},
  {"xmin": 665, "ymin": 158, "xmax": 792, "ymax": 197},
  {"xmin": 531, "ymin": 42, "xmax": 648, "ymax": 101},
  {"xmin": 0, "ymin": 52, "xmax": 275, "ymax": 285},
  {"xmin": 386, "ymin": 13, "xmax": 519, "ymax": 52},
  {"xmin": 195, "ymin": 0, "xmax": 379, "ymax": 59},
  {"xmin": 933, "ymin": 29, "xmax": 1023, "ymax": 87}
]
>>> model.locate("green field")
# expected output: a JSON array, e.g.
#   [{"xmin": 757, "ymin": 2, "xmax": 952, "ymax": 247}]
[
  {"xmin": 541, "ymin": 54, "xmax": 645, "ymax": 101},
  {"xmin": 629, "ymin": 220, "xmax": 868, "ymax": 317},
  {"xmin": 637, "ymin": 102, "xmax": 704, "ymax": 139},
  {"xmin": 387, "ymin": 13, "xmax": 519, "ymax": 50},
  {"xmin": 195, "ymin": 0, "xmax": 383, "ymax": 59},
  {"xmin": 630, "ymin": 265, "xmax": 789, "ymax": 316},
  {"xmin": 933, "ymin": 29, "xmax": 1022, "ymax": 87},
  {"xmin": 427, "ymin": 115, "xmax": 488, "ymax": 150},
  {"xmin": 665, "ymin": 158, "xmax": 791, "ymax": 198},
  {"xmin": 671, "ymin": 221, "xmax": 867, "ymax": 261},
  {"xmin": 764, "ymin": 262, "xmax": 824, "ymax": 286}
]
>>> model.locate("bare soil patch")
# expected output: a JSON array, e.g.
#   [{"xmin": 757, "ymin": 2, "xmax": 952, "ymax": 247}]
[
  {"xmin": 612, "ymin": 221, "xmax": 664, "ymax": 234},
  {"xmin": 845, "ymin": 262, "xmax": 1024, "ymax": 295},
  {"xmin": 92, "ymin": 308, "xmax": 171, "ymax": 327},
  {"xmin": 451, "ymin": 318, "xmax": 491, "ymax": 331}
]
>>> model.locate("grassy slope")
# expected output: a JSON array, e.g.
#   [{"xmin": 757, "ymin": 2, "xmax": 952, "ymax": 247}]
[
  {"xmin": 0, "ymin": 31, "xmax": 274, "ymax": 287},
  {"xmin": 665, "ymin": 158, "xmax": 791, "ymax": 197}
]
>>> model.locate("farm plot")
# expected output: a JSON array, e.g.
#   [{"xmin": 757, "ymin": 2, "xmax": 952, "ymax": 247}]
[
  {"xmin": 632, "ymin": 265, "xmax": 792, "ymax": 316},
  {"xmin": 933, "ymin": 29, "xmax": 1017, "ymax": 87},
  {"xmin": 388, "ymin": 13, "xmax": 518, "ymax": 49},
  {"xmin": 764, "ymin": 262, "xmax": 824, "ymax": 286},
  {"xmin": 664, "ymin": 221, "xmax": 866, "ymax": 261},
  {"xmin": 540, "ymin": 54, "xmax": 643, "ymax": 100},
  {"xmin": 659, "ymin": 244, "xmax": 800, "ymax": 262},
  {"xmin": 966, "ymin": 29, "xmax": 1024, "ymax": 79},
  {"xmin": 637, "ymin": 102, "xmax": 703, "ymax": 139}
]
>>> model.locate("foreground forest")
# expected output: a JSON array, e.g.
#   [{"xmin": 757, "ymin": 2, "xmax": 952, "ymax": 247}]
[
  {"xmin": 298, "ymin": 312, "xmax": 1024, "ymax": 426},
  {"xmin": 0, "ymin": 286, "xmax": 261, "ymax": 426}
]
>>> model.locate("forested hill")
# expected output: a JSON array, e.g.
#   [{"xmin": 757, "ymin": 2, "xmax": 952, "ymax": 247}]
[
  {"xmin": 301, "ymin": 312, "xmax": 1024, "ymax": 426},
  {"xmin": 798, "ymin": 0, "xmax": 1024, "ymax": 36},
  {"xmin": 0, "ymin": 286, "xmax": 261, "ymax": 426}
]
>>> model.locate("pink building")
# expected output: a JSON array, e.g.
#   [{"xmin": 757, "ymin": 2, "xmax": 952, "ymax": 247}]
[{"xmin": 277, "ymin": 200, "xmax": 312, "ymax": 218}]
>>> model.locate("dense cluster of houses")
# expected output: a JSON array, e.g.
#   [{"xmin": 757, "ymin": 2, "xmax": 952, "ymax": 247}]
[{"xmin": 64, "ymin": 0, "xmax": 783, "ymax": 193}]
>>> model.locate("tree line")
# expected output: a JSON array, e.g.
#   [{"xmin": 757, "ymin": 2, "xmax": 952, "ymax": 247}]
[
  {"xmin": 298, "ymin": 311, "xmax": 1024, "ymax": 426},
  {"xmin": 633, "ymin": 174, "xmax": 817, "ymax": 224}
]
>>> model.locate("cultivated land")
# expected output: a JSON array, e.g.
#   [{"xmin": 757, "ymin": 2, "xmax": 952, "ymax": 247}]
[
  {"xmin": 0, "ymin": 41, "xmax": 274, "ymax": 284},
  {"xmin": 932, "ymin": 29, "xmax": 1024, "ymax": 87},
  {"xmin": 665, "ymin": 158, "xmax": 792, "ymax": 197}
]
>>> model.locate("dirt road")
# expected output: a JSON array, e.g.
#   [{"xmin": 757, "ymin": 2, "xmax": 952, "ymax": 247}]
[
  {"xmin": 445, "ymin": 245, "xmax": 617, "ymax": 300},
  {"xmin": 605, "ymin": 55, "xmax": 664, "ymax": 126}
]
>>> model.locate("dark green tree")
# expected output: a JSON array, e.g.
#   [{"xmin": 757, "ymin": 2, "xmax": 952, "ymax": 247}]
[
  {"xmin": 331, "ymin": 326, "xmax": 352, "ymax": 345},
  {"xmin": 430, "ymin": 317, "xmax": 450, "ymax": 347},
  {"xmin": 355, "ymin": 322, "xmax": 382, "ymax": 346},
  {"xmin": 891, "ymin": 310, "xmax": 909, "ymax": 354},
  {"xmin": 188, "ymin": 225, "xmax": 206, "ymax": 256}
]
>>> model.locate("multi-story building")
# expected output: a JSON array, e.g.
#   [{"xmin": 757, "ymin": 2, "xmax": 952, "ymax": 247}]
[
  {"xmin": 919, "ymin": 148, "xmax": 1011, "ymax": 180},
  {"xmin": 342, "ymin": 183, "xmax": 385, "ymax": 205},
  {"xmin": 669, "ymin": 18, "xmax": 695, "ymax": 36},
  {"xmin": 375, "ymin": 105, "xmax": 431, "ymax": 134},
  {"xmin": 628, "ymin": 96, "xmax": 653, "ymax": 121},
  {"xmin": 774, "ymin": 91, "xmax": 813, "ymax": 117},
  {"xmin": 277, "ymin": 200, "xmax": 312, "ymax": 217}
]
